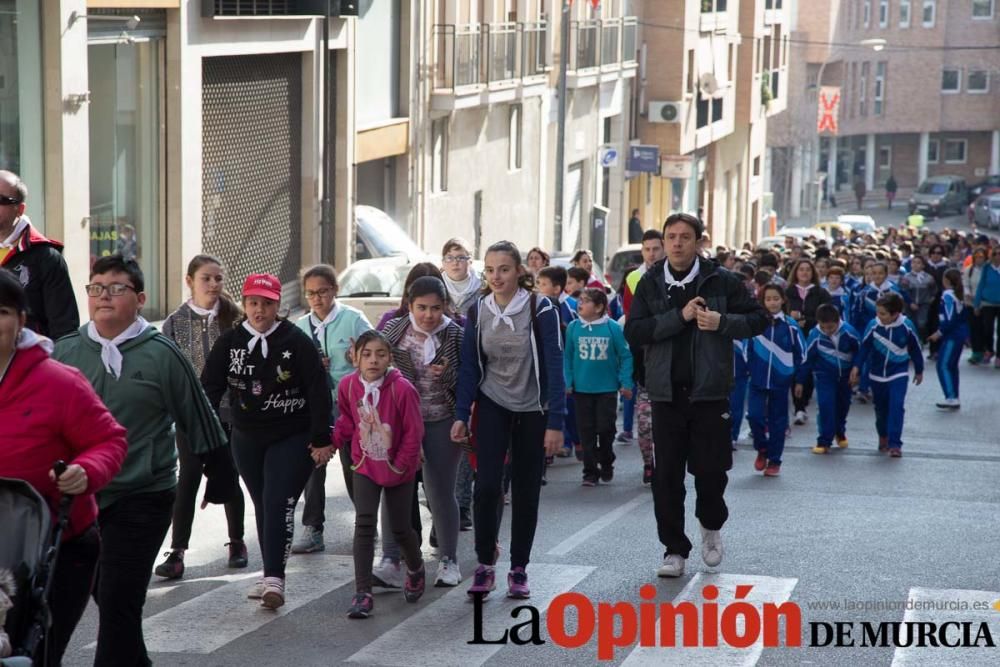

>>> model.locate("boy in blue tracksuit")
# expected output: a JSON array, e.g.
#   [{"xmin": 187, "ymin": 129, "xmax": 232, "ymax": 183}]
[
  {"xmin": 851, "ymin": 292, "xmax": 924, "ymax": 458},
  {"xmin": 730, "ymin": 339, "xmax": 750, "ymax": 449},
  {"xmin": 851, "ymin": 262, "xmax": 905, "ymax": 402},
  {"xmin": 928, "ymin": 269, "xmax": 969, "ymax": 409},
  {"xmin": 538, "ymin": 266, "xmax": 580, "ymax": 459},
  {"xmin": 748, "ymin": 285, "xmax": 805, "ymax": 476},
  {"xmin": 564, "ymin": 288, "xmax": 633, "ymax": 485},
  {"xmin": 825, "ymin": 267, "xmax": 852, "ymax": 317},
  {"xmin": 797, "ymin": 304, "xmax": 860, "ymax": 454}
]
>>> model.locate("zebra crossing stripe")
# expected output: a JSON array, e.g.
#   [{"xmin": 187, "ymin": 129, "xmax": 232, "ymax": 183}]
[
  {"xmin": 620, "ymin": 572, "xmax": 798, "ymax": 666},
  {"xmin": 546, "ymin": 494, "xmax": 651, "ymax": 556},
  {"xmin": 890, "ymin": 587, "xmax": 1000, "ymax": 667},
  {"xmin": 345, "ymin": 563, "xmax": 595, "ymax": 666}
]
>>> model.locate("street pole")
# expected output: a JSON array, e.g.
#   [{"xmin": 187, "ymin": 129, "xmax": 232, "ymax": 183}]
[
  {"xmin": 321, "ymin": 0, "xmax": 333, "ymax": 264},
  {"xmin": 554, "ymin": 0, "xmax": 570, "ymax": 251},
  {"xmin": 814, "ymin": 59, "xmax": 829, "ymax": 228}
]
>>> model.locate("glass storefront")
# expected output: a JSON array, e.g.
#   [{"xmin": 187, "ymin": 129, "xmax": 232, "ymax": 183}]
[
  {"xmin": 88, "ymin": 12, "xmax": 165, "ymax": 317},
  {"xmin": 0, "ymin": 0, "xmax": 45, "ymax": 227}
]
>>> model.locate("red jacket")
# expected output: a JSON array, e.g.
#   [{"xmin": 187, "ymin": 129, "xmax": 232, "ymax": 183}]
[
  {"xmin": 0, "ymin": 331, "xmax": 127, "ymax": 540},
  {"xmin": 333, "ymin": 368, "xmax": 424, "ymax": 487}
]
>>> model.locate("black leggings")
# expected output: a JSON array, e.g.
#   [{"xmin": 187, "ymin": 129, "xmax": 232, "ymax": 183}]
[
  {"xmin": 43, "ymin": 523, "xmax": 100, "ymax": 666},
  {"xmin": 352, "ymin": 473, "xmax": 422, "ymax": 593},
  {"xmin": 231, "ymin": 430, "xmax": 315, "ymax": 578},
  {"xmin": 170, "ymin": 430, "xmax": 245, "ymax": 549}
]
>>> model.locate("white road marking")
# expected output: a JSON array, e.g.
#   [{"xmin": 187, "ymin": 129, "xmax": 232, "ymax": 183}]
[
  {"xmin": 546, "ymin": 494, "xmax": 651, "ymax": 556},
  {"xmin": 621, "ymin": 572, "xmax": 798, "ymax": 666},
  {"xmin": 85, "ymin": 555, "xmax": 355, "ymax": 654},
  {"xmin": 890, "ymin": 587, "xmax": 1000, "ymax": 667},
  {"xmin": 345, "ymin": 563, "xmax": 595, "ymax": 666}
]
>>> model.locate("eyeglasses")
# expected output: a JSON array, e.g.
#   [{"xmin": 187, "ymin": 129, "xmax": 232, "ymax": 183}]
[
  {"xmin": 85, "ymin": 283, "xmax": 136, "ymax": 297},
  {"xmin": 443, "ymin": 255, "xmax": 471, "ymax": 264},
  {"xmin": 304, "ymin": 288, "xmax": 334, "ymax": 299},
  {"xmin": 0, "ymin": 195, "xmax": 23, "ymax": 206}
]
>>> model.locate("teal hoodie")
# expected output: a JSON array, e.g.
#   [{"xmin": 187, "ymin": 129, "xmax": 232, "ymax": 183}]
[
  {"xmin": 295, "ymin": 303, "xmax": 372, "ymax": 399},
  {"xmin": 53, "ymin": 324, "xmax": 226, "ymax": 508},
  {"xmin": 563, "ymin": 316, "xmax": 634, "ymax": 394}
]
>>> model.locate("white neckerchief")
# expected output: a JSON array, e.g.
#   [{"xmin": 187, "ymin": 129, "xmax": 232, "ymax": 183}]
[
  {"xmin": 795, "ymin": 283, "xmax": 814, "ymax": 300},
  {"xmin": 943, "ymin": 289, "xmax": 964, "ymax": 314},
  {"xmin": 829, "ymin": 286, "xmax": 845, "ymax": 297},
  {"xmin": 928, "ymin": 259, "xmax": 948, "ymax": 270},
  {"xmin": 482, "ymin": 288, "xmax": 531, "ymax": 331},
  {"xmin": 872, "ymin": 280, "xmax": 893, "ymax": 295},
  {"xmin": 186, "ymin": 299, "xmax": 219, "ymax": 327},
  {"xmin": 0, "ymin": 216, "xmax": 29, "ymax": 248},
  {"xmin": 558, "ymin": 292, "xmax": 570, "ymax": 305},
  {"xmin": 360, "ymin": 374, "xmax": 385, "ymax": 408},
  {"xmin": 883, "ymin": 313, "xmax": 906, "ymax": 329},
  {"xmin": 86, "ymin": 317, "xmax": 150, "ymax": 379},
  {"xmin": 408, "ymin": 313, "xmax": 452, "ymax": 364},
  {"xmin": 242, "ymin": 320, "xmax": 281, "ymax": 359},
  {"xmin": 580, "ymin": 314, "xmax": 609, "ymax": 332},
  {"xmin": 309, "ymin": 303, "xmax": 341, "ymax": 353},
  {"xmin": 664, "ymin": 260, "xmax": 700, "ymax": 290},
  {"xmin": 443, "ymin": 273, "xmax": 480, "ymax": 307}
]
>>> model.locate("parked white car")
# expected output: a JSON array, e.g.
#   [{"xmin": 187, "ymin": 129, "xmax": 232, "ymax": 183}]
[
  {"xmin": 354, "ymin": 205, "xmax": 429, "ymax": 261},
  {"xmin": 836, "ymin": 214, "xmax": 877, "ymax": 234}
]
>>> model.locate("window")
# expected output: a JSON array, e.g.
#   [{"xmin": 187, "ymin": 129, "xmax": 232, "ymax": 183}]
[
  {"xmin": 687, "ymin": 49, "xmax": 696, "ymax": 93},
  {"xmin": 782, "ymin": 35, "xmax": 789, "ymax": 66},
  {"xmin": 508, "ymin": 104, "xmax": 522, "ymax": 171},
  {"xmin": 927, "ymin": 139, "xmax": 939, "ymax": 163},
  {"xmin": 972, "ymin": 0, "xmax": 994, "ymax": 19},
  {"xmin": 859, "ymin": 62, "xmax": 869, "ymax": 115},
  {"xmin": 922, "ymin": 0, "xmax": 935, "ymax": 26},
  {"xmin": 701, "ymin": 0, "xmax": 728, "ymax": 12},
  {"xmin": 879, "ymin": 0, "xmax": 888, "ymax": 26},
  {"xmin": 864, "ymin": 0, "xmax": 871, "ymax": 26},
  {"xmin": 878, "ymin": 146, "xmax": 891, "ymax": 170},
  {"xmin": 968, "ymin": 70, "xmax": 989, "ymax": 93},
  {"xmin": 431, "ymin": 117, "xmax": 448, "ymax": 193},
  {"xmin": 899, "ymin": 0, "xmax": 911, "ymax": 26},
  {"xmin": 874, "ymin": 61, "xmax": 886, "ymax": 115},
  {"xmin": 753, "ymin": 156, "xmax": 761, "ymax": 176},
  {"xmin": 944, "ymin": 139, "xmax": 967, "ymax": 164},
  {"xmin": 941, "ymin": 68, "xmax": 960, "ymax": 93}
]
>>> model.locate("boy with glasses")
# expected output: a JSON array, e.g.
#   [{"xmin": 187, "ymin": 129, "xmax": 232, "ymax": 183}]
[
  {"xmin": 54, "ymin": 255, "xmax": 237, "ymax": 666},
  {"xmin": 440, "ymin": 238, "xmax": 482, "ymax": 317}
]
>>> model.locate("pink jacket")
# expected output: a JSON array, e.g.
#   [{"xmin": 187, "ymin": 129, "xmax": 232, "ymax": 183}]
[
  {"xmin": 0, "ymin": 331, "xmax": 127, "ymax": 540},
  {"xmin": 333, "ymin": 368, "xmax": 424, "ymax": 487}
]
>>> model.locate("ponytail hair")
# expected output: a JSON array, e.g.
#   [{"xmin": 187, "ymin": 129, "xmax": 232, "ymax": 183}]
[
  {"xmin": 943, "ymin": 268, "xmax": 964, "ymax": 302},
  {"xmin": 481, "ymin": 240, "xmax": 535, "ymax": 294},
  {"xmin": 186, "ymin": 254, "xmax": 242, "ymax": 330}
]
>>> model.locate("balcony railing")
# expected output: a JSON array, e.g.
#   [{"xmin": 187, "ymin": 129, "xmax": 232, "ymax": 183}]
[
  {"xmin": 601, "ymin": 18, "xmax": 621, "ymax": 67},
  {"xmin": 623, "ymin": 17, "xmax": 638, "ymax": 64},
  {"xmin": 569, "ymin": 17, "xmax": 638, "ymax": 73},
  {"xmin": 571, "ymin": 20, "xmax": 600, "ymax": 71},
  {"xmin": 433, "ymin": 21, "xmax": 551, "ymax": 91}
]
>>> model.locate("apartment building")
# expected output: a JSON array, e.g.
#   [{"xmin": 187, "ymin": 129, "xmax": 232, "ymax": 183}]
[
  {"xmin": 407, "ymin": 0, "xmax": 638, "ymax": 261},
  {"xmin": 631, "ymin": 0, "xmax": 787, "ymax": 247},
  {"xmin": 769, "ymin": 0, "xmax": 1000, "ymax": 220}
]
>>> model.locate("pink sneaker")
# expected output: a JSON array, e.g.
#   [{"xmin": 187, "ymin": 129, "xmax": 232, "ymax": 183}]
[
  {"xmin": 507, "ymin": 567, "xmax": 530, "ymax": 599},
  {"xmin": 467, "ymin": 565, "xmax": 496, "ymax": 598}
]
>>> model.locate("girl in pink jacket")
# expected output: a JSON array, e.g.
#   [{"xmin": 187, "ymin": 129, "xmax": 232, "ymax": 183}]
[{"xmin": 333, "ymin": 330, "xmax": 425, "ymax": 618}]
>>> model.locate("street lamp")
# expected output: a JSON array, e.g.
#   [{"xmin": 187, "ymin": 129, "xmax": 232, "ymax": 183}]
[{"xmin": 813, "ymin": 38, "xmax": 888, "ymax": 225}]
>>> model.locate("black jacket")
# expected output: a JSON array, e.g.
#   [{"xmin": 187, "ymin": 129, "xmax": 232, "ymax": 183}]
[
  {"xmin": 202, "ymin": 320, "xmax": 333, "ymax": 445},
  {"xmin": 2, "ymin": 221, "xmax": 80, "ymax": 339},
  {"xmin": 624, "ymin": 257, "xmax": 768, "ymax": 403},
  {"xmin": 784, "ymin": 284, "xmax": 831, "ymax": 333}
]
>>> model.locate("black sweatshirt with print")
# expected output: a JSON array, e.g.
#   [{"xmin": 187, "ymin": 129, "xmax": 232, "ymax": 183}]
[{"xmin": 202, "ymin": 320, "xmax": 332, "ymax": 445}]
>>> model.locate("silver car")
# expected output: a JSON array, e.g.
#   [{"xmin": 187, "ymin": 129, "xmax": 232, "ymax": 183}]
[{"xmin": 973, "ymin": 193, "xmax": 1000, "ymax": 230}]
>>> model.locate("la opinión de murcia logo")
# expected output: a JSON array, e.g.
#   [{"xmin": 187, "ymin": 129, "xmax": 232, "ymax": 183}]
[{"xmin": 468, "ymin": 584, "xmax": 998, "ymax": 660}]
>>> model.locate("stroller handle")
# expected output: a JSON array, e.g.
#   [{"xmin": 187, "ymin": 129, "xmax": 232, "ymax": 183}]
[{"xmin": 52, "ymin": 460, "xmax": 67, "ymax": 479}]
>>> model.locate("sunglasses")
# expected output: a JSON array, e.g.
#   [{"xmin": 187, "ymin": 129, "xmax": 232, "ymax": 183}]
[{"xmin": 0, "ymin": 195, "xmax": 23, "ymax": 206}]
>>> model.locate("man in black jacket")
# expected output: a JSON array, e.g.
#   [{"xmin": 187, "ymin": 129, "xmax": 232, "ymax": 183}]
[
  {"xmin": 624, "ymin": 213, "xmax": 767, "ymax": 578},
  {"xmin": 0, "ymin": 171, "xmax": 80, "ymax": 339}
]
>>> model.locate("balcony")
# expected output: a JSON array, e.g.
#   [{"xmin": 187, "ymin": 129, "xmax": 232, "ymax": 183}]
[
  {"xmin": 568, "ymin": 16, "xmax": 638, "ymax": 88},
  {"xmin": 432, "ymin": 21, "xmax": 552, "ymax": 110}
]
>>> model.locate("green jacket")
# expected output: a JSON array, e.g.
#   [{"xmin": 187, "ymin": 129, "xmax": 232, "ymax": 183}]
[{"xmin": 53, "ymin": 324, "xmax": 227, "ymax": 509}]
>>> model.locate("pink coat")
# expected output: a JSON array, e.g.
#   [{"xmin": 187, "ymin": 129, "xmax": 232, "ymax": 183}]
[
  {"xmin": 0, "ymin": 333, "xmax": 127, "ymax": 540},
  {"xmin": 333, "ymin": 368, "xmax": 424, "ymax": 487}
]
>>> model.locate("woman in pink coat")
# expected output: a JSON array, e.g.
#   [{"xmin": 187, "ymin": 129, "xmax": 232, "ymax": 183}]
[{"xmin": 0, "ymin": 269, "xmax": 127, "ymax": 665}]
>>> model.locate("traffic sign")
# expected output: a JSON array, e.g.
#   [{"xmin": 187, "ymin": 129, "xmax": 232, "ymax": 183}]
[
  {"xmin": 626, "ymin": 145, "xmax": 660, "ymax": 173},
  {"xmin": 599, "ymin": 146, "xmax": 619, "ymax": 168}
]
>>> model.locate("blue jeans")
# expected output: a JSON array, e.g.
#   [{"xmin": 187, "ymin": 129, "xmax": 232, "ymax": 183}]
[
  {"xmin": 748, "ymin": 385, "xmax": 790, "ymax": 464},
  {"xmin": 621, "ymin": 385, "xmax": 636, "ymax": 433},
  {"xmin": 814, "ymin": 375, "xmax": 852, "ymax": 446},
  {"xmin": 872, "ymin": 377, "xmax": 908, "ymax": 448}
]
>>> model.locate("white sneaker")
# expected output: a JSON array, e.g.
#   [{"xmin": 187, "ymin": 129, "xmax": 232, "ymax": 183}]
[
  {"xmin": 700, "ymin": 524, "xmax": 723, "ymax": 567},
  {"xmin": 247, "ymin": 579, "xmax": 265, "ymax": 599},
  {"xmin": 434, "ymin": 557, "xmax": 462, "ymax": 587},
  {"xmin": 793, "ymin": 410, "xmax": 807, "ymax": 425},
  {"xmin": 290, "ymin": 525, "xmax": 325, "ymax": 554},
  {"xmin": 260, "ymin": 576, "xmax": 285, "ymax": 610},
  {"xmin": 372, "ymin": 557, "xmax": 404, "ymax": 590},
  {"xmin": 657, "ymin": 554, "xmax": 686, "ymax": 578},
  {"xmin": 935, "ymin": 398, "xmax": 960, "ymax": 409}
]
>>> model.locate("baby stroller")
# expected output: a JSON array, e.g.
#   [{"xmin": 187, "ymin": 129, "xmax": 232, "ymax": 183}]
[{"xmin": 1, "ymin": 463, "xmax": 74, "ymax": 667}]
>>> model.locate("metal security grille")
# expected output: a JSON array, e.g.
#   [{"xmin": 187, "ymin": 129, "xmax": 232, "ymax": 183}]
[
  {"xmin": 207, "ymin": 1, "xmax": 293, "ymax": 16},
  {"xmin": 202, "ymin": 53, "xmax": 302, "ymax": 301}
]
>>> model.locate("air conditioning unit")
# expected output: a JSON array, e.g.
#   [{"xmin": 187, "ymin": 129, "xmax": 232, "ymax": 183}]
[{"xmin": 648, "ymin": 101, "xmax": 683, "ymax": 123}]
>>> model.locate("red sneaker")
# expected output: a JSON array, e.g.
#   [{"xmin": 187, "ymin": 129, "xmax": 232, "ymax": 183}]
[
  {"xmin": 764, "ymin": 463, "xmax": 781, "ymax": 477},
  {"xmin": 888, "ymin": 448, "xmax": 902, "ymax": 458},
  {"xmin": 754, "ymin": 450, "xmax": 767, "ymax": 471},
  {"xmin": 878, "ymin": 437, "xmax": 889, "ymax": 452}
]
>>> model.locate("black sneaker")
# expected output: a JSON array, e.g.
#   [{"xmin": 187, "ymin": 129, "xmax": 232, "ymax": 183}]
[
  {"xmin": 347, "ymin": 592, "xmax": 373, "ymax": 619},
  {"xmin": 642, "ymin": 464, "xmax": 653, "ymax": 486},
  {"xmin": 226, "ymin": 541, "xmax": 248, "ymax": 569},
  {"xmin": 599, "ymin": 465, "xmax": 614, "ymax": 483},
  {"xmin": 581, "ymin": 476, "xmax": 598, "ymax": 487},
  {"xmin": 459, "ymin": 507, "xmax": 473, "ymax": 531},
  {"xmin": 404, "ymin": 564, "xmax": 426, "ymax": 603},
  {"xmin": 154, "ymin": 550, "xmax": 184, "ymax": 579}
]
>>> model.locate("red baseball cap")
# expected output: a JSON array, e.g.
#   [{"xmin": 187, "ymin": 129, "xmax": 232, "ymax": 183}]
[{"xmin": 242, "ymin": 273, "xmax": 282, "ymax": 301}]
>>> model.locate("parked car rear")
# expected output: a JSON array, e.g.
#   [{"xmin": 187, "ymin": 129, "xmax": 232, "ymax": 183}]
[{"xmin": 908, "ymin": 176, "xmax": 968, "ymax": 217}]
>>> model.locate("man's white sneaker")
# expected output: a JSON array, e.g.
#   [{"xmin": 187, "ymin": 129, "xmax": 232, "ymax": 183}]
[
  {"xmin": 657, "ymin": 554, "xmax": 686, "ymax": 578},
  {"xmin": 793, "ymin": 410, "xmax": 807, "ymax": 425},
  {"xmin": 700, "ymin": 525, "xmax": 723, "ymax": 567},
  {"xmin": 434, "ymin": 557, "xmax": 462, "ymax": 587},
  {"xmin": 372, "ymin": 557, "xmax": 404, "ymax": 590},
  {"xmin": 247, "ymin": 579, "xmax": 265, "ymax": 600}
]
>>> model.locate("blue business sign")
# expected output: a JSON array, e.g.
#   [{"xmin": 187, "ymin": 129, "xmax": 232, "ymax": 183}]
[{"xmin": 626, "ymin": 145, "xmax": 660, "ymax": 173}]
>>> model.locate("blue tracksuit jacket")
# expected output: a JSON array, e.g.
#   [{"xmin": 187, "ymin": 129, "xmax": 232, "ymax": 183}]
[{"xmin": 748, "ymin": 314, "xmax": 805, "ymax": 389}]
